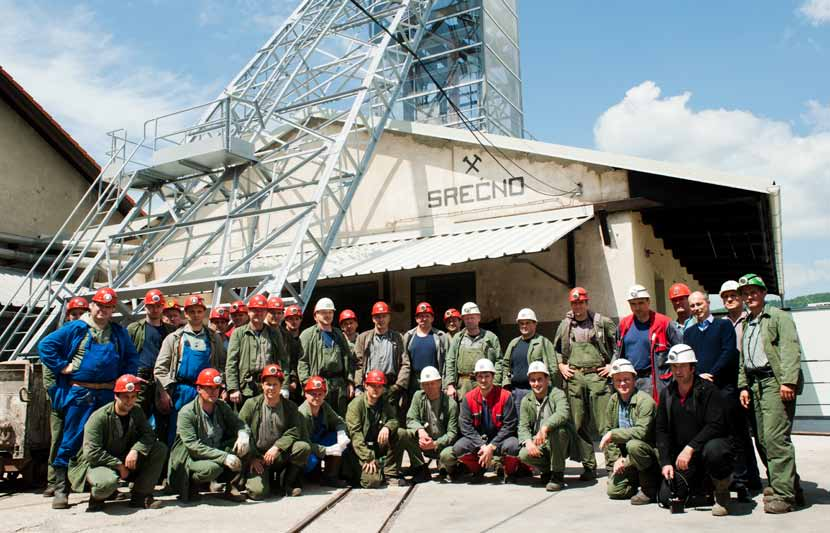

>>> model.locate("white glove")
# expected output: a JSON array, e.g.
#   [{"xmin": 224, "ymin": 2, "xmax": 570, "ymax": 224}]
[
  {"xmin": 223, "ymin": 453, "xmax": 242, "ymax": 472},
  {"xmin": 324, "ymin": 444, "xmax": 343, "ymax": 457},
  {"xmin": 336, "ymin": 430, "xmax": 350, "ymax": 448},
  {"xmin": 233, "ymin": 430, "xmax": 250, "ymax": 457},
  {"xmin": 281, "ymin": 389, "xmax": 290, "ymax": 399}
]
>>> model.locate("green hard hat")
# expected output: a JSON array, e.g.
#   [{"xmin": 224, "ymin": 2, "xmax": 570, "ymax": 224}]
[{"xmin": 738, "ymin": 273, "xmax": 766, "ymax": 290}]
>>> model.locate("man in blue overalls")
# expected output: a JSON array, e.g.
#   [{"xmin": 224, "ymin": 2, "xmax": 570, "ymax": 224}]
[
  {"xmin": 154, "ymin": 295, "xmax": 227, "ymax": 446},
  {"xmin": 38, "ymin": 287, "xmax": 138, "ymax": 509}
]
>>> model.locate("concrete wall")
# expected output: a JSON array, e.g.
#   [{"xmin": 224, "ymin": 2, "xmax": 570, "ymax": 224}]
[{"xmin": 0, "ymin": 100, "xmax": 94, "ymax": 238}]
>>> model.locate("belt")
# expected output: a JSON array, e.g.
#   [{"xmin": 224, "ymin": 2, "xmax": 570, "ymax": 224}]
[
  {"xmin": 72, "ymin": 380, "xmax": 115, "ymax": 390},
  {"xmin": 572, "ymin": 367, "xmax": 599, "ymax": 375},
  {"xmin": 636, "ymin": 368, "xmax": 652, "ymax": 377},
  {"xmin": 746, "ymin": 366, "xmax": 775, "ymax": 380}
]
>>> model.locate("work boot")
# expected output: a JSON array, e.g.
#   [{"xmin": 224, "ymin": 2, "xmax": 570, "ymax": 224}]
[
  {"xmin": 579, "ymin": 467, "xmax": 596, "ymax": 481},
  {"xmin": 43, "ymin": 485, "xmax": 55, "ymax": 498},
  {"xmin": 322, "ymin": 456, "xmax": 348, "ymax": 488},
  {"xmin": 538, "ymin": 471, "xmax": 551, "ymax": 487},
  {"xmin": 764, "ymin": 498, "xmax": 793, "ymax": 514},
  {"xmin": 411, "ymin": 465, "xmax": 432, "ymax": 484},
  {"xmin": 711, "ymin": 477, "xmax": 731, "ymax": 517},
  {"xmin": 86, "ymin": 497, "xmax": 106, "ymax": 512},
  {"xmin": 130, "ymin": 494, "xmax": 163, "ymax": 509},
  {"xmin": 630, "ymin": 489, "xmax": 655, "ymax": 505},
  {"xmin": 388, "ymin": 476, "xmax": 410, "ymax": 487},
  {"xmin": 51, "ymin": 468, "xmax": 69, "ymax": 510},
  {"xmin": 546, "ymin": 472, "xmax": 564, "ymax": 492},
  {"xmin": 283, "ymin": 465, "xmax": 303, "ymax": 497},
  {"xmin": 763, "ymin": 486, "xmax": 774, "ymax": 497}
]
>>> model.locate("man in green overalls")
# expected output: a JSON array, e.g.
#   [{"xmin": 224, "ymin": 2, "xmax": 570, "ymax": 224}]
[
  {"xmin": 299, "ymin": 298, "xmax": 356, "ymax": 417},
  {"xmin": 553, "ymin": 287, "xmax": 617, "ymax": 480},
  {"xmin": 226, "ymin": 294, "xmax": 288, "ymax": 410},
  {"xmin": 737, "ymin": 273, "xmax": 804, "ymax": 514},
  {"xmin": 444, "ymin": 302, "xmax": 501, "ymax": 400},
  {"xmin": 154, "ymin": 295, "xmax": 226, "ymax": 446},
  {"xmin": 69, "ymin": 374, "xmax": 167, "ymax": 511}
]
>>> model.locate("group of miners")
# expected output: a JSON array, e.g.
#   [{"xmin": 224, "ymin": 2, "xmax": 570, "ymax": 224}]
[{"xmin": 37, "ymin": 272, "xmax": 804, "ymax": 517}]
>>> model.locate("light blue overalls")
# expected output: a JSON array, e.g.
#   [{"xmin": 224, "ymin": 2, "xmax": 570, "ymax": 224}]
[{"xmin": 167, "ymin": 331, "xmax": 212, "ymax": 445}]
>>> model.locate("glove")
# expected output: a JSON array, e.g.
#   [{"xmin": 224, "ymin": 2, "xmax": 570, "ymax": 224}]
[
  {"xmin": 281, "ymin": 389, "xmax": 289, "ymax": 399},
  {"xmin": 233, "ymin": 430, "xmax": 250, "ymax": 457},
  {"xmin": 324, "ymin": 444, "xmax": 343, "ymax": 457},
  {"xmin": 336, "ymin": 430, "xmax": 350, "ymax": 447},
  {"xmin": 223, "ymin": 453, "xmax": 242, "ymax": 472}
]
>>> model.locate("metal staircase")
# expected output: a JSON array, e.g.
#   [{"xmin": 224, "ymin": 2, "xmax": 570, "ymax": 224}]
[{"xmin": 0, "ymin": 0, "xmax": 436, "ymax": 360}]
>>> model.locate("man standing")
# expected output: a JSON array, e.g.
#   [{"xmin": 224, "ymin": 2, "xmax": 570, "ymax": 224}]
[
  {"xmin": 517, "ymin": 362, "xmax": 571, "ymax": 491},
  {"xmin": 403, "ymin": 302, "xmax": 450, "ymax": 398},
  {"xmin": 298, "ymin": 376, "xmax": 351, "ymax": 487},
  {"xmin": 68, "ymin": 374, "xmax": 167, "ymax": 511},
  {"xmin": 163, "ymin": 298, "xmax": 183, "ymax": 329},
  {"xmin": 656, "ymin": 344, "xmax": 733, "ymax": 517},
  {"xmin": 155, "ymin": 295, "xmax": 226, "ymax": 445},
  {"xmin": 450, "ymin": 359, "xmax": 521, "ymax": 482},
  {"xmin": 168, "ymin": 368, "xmax": 251, "ymax": 502},
  {"xmin": 265, "ymin": 296, "xmax": 285, "ymax": 330},
  {"xmin": 737, "ymin": 273, "xmax": 804, "ymax": 514},
  {"xmin": 346, "ymin": 369, "xmax": 408, "ymax": 488},
  {"xmin": 616, "ymin": 284, "xmax": 681, "ymax": 401},
  {"xmin": 355, "ymin": 301, "xmax": 410, "ymax": 419},
  {"xmin": 599, "ymin": 359, "xmax": 659, "ymax": 505},
  {"xmin": 128, "ymin": 289, "xmax": 175, "ymax": 422},
  {"xmin": 444, "ymin": 302, "xmax": 501, "ymax": 400},
  {"xmin": 38, "ymin": 287, "xmax": 138, "ymax": 510},
  {"xmin": 669, "ymin": 282, "xmax": 695, "ymax": 333},
  {"xmin": 283, "ymin": 304, "xmax": 305, "ymax": 403},
  {"xmin": 402, "ymin": 366, "xmax": 458, "ymax": 483},
  {"xmin": 720, "ymin": 280, "xmax": 746, "ymax": 347},
  {"xmin": 209, "ymin": 305, "xmax": 231, "ymax": 350},
  {"xmin": 443, "ymin": 308, "xmax": 462, "ymax": 339},
  {"xmin": 339, "ymin": 309, "xmax": 359, "ymax": 353},
  {"xmin": 226, "ymin": 294, "xmax": 288, "ymax": 409},
  {"xmin": 227, "ymin": 300, "xmax": 249, "ymax": 340},
  {"xmin": 498, "ymin": 308, "xmax": 557, "ymax": 414},
  {"xmin": 299, "ymin": 298, "xmax": 356, "ymax": 416},
  {"xmin": 239, "ymin": 364, "xmax": 310, "ymax": 499},
  {"xmin": 554, "ymin": 287, "xmax": 617, "ymax": 480},
  {"xmin": 65, "ymin": 296, "xmax": 89, "ymax": 322}
]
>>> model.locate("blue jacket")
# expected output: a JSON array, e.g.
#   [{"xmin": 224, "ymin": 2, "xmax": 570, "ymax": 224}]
[{"xmin": 683, "ymin": 318, "xmax": 738, "ymax": 389}]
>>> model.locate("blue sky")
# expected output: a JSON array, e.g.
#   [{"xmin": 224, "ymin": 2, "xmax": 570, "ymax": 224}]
[{"xmin": 2, "ymin": 0, "xmax": 829, "ymax": 297}]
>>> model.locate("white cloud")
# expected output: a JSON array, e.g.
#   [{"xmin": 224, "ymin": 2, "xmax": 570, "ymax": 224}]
[
  {"xmin": 785, "ymin": 259, "xmax": 830, "ymax": 291},
  {"xmin": 803, "ymin": 100, "xmax": 830, "ymax": 132},
  {"xmin": 799, "ymin": 0, "xmax": 830, "ymax": 25},
  {"xmin": 593, "ymin": 81, "xmax": 830, "ymax": 241},
  {"xmin": 0, "ymin": 1, "xmax": 214, "ymax": 163}
]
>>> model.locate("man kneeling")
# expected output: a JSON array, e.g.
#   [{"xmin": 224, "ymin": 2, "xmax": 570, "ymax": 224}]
[
  {"xmin": 346, "ymin": 369, "xmax": 407, "ymax": 487},
  {"xmin": 517, "ymin": 362, "xmax": 571, "ymax": 491},
  {"xmin": 69, "ymin": 374, "xmax": 167, "ymax": 511},
  {"xmin": 299, "ymin": 376, "xmax": 352, "ymax": 487},
  {"xmin": 599, "ymin": 359, "xmax": 659, "ymax": 504},
  {"xmin": 168, "ymin": 368, "xmax": 252, "ymax": 502},
  {"xmin": 240, "ymin": 364, "xmax": 310, "ymax": 499}
]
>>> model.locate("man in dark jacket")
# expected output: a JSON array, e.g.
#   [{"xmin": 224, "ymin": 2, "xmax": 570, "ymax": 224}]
[{"xmin": 656, "ymin": 344, "xmax": 733, "ymax": 517}]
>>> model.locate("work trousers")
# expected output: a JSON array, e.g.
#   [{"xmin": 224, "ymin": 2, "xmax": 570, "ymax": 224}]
[
  {"xmin": 566, "ymin": 370, "xmax": 610, "ymax": 470},
  {"xmin": 718, "ymin": 384, "xmax": 761, "ymax": 488},
  {"xmin": 749, "ymin": 375, "xmax": 799, "ymax": 501},
  {"xmin": 517, "ymin": 426, "xmax": 570, "ymax": 475},
  {"xmin": 245, "ymin": 441, "xmax": 311, "ymax": 499},
  {"xmin": 658, "ymin": 437, "xmax": 733, "ymax": 506},
  {"xmin": 357, "ymin": 431, "xmax": 403, "ymax": 488},
  {"xmin": 448, "ymin": 435, "xmax": 521, "ymax": 473},
  {"xmin": 54, "ymin": 387, "xmax": 114, "ymax": 468},
  {"xmin": 86, "ymin": 441, "xmax": 167, "ymax": 500},
  {"xmin": 606, "ymin": 439, "xmax": 659, "ymax": 499},
  {"xmin": 47, "ymin": 403, "xmax": 64, "ymax": 487},
  {"xmin": 326, "ymin": 378, "xmax": 351, "ymax": 418},
  {"xmin": 396, "ymin": 429, "xmax": 454, "ymax": 470}
]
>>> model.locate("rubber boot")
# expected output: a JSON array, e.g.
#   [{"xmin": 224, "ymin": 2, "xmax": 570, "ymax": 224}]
[
  {"xmin": 51, "ymin": 468, "xmax": 69, "ymax": 510},
  {"xmin": 712, "ymin": 476, "xmax": 731, "ymax": 517},
  {"xmin": 283, "ymin": 464, "xmax": 303, "ymax": 497},
  {"xmin": 322, "ymin": 456, "xmax": 347, "ymax": 488}
]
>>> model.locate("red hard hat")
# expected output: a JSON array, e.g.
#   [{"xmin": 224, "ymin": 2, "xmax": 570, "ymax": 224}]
[
  {"xmin": 285, "ymin": 304, "xmax": 303, "ymax": 318},
  {"xmin": 414, "ymin": 302, "xmax": 434, "ymax": 316},
  {"xmin": 164, "ymin": 298, "xmax": 181, "ymax": 311},
  {"xmin": 371, "ymin": 301, "xmax": 390, "ymax": 316},
  {"xmin": 183, "ymin": 295, "xmax": 206, "ymax": 309},
  {"xmin": 66, "ymin": 296, "xmax": 89, "ymax": 311},
  {"xmin": 364, "ymin": 369, "xmax": 387, "ymax": 385},
  {"xmin": 248, "ymin": 294, "xmax": 269, "ymax": 310},
  {"xmin": 304, "ymin": 376, "xmax": 328, "ymax": 394},
  {"xmin": 568, "ymin": 287, "xmax": 589, "ymax": 303},
  {"xmin": 230, "ymin": 300, "xmax": 248, "ymax": 314},
  {"xmin": 195, "ymin": 368, "xmax": 223, "ymax": 387},
  {"xmin": 339, "ymin": 309, "xmax": 357, "ymax": 323},
  {"xmin": 114, "ymin": 374, "xmax": 145, "ymax": 394},
  {"xmin": 669, "ymin": 283, "xmax": 691, "ymax": 300},
  {"xmin": 443, "ymin": 308, "xmax": 461, "ymax": 322},
  {"xmin": 92, "ymin": 287, "xmax": 117, "ymax": 305},
  {"xmin": 260, "ymin": 364, "xmax": 285, "ymax": 382},
  {"xmin": 144, "ymin": 289, "xmax": 164, "ymax": 305},
  {"xmin": 210, "ymin": 306, "xmax": 229, "ymax": 320},
  {"xmin": 267, "ymin": 296, "xmax": 284, "ymax": 311}
]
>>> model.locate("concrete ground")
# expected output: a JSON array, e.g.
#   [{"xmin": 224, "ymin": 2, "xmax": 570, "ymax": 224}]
[{"xmin": 2, "ymin": 435, "xmax": 828, "ymax": 533}]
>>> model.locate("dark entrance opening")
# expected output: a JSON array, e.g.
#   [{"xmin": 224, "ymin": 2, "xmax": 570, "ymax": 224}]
[
  {"xmin": 410, "ymin": 271, "xmax": 476, "ymax": 331},
  {"xmin": 303, "ymin": 281, "xmax": 379, "ymax": 332}
]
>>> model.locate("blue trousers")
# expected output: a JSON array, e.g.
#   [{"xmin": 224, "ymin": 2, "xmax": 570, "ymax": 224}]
[
  {"xmin": 305, "ymin": 431, "xmax": 337, "ymax": 473},
  {"xmin": 54, "ymin": 386, "xmax": 113, "ymax": 468}
]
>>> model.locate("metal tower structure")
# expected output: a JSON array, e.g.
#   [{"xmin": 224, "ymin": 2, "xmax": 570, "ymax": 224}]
[{"xmin": 0, "ymin": 0, "xmax": 437, "ymax": 360}]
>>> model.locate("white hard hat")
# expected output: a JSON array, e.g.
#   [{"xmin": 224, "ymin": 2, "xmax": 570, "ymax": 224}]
[
  {"xmin": 627, "ymin": 284, "xmax": 651, "ymax": 301},
  {"xmin": 314, "ymin": 297, "xmax": 336, "ymax": 312},
  {"xmin": 516, "ymin": 308, "xmax": 537, "ymax": 322},
  {"xmin": 473, "ymin": 358, "xmax": 496, "ymax": 374},
  {"xmin": 667, "ymin": 344, "xmax": 698, "ymax": 364},
  {"xmin": 419, "ymin": 366, "xmax": 442, "ymax": 383},
  {"xmin": 719, "ymin": 280, "xmax": 740, "ymax": 295},
  {"xmin": 461, "ymin": 302, "xmax": 481, "ymax": 316},
  {"xmin": 609, "ymin": 359, "xmax": 637, "ymax": 376},
  {"xmin": 526, "ymin": 361, "xmax": 549, "ymax": 376}
]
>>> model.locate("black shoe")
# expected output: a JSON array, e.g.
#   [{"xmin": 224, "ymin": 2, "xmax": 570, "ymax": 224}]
[
  {"xmin": 579, "ymin": 468, "xmax": 596, "ymax": 481},
  {"xmin": 86, "ymin": 498, "xmax": 106, "ymax": 512},
  {"xmin": 321, "ymin": 475, "xmax": 348, "ymax": 488},
  {"xmin": 129, "ymin": 494, "xmax": 163, "ymax": 509},
  {"xmin": 411, "ymin": 466, "xmax": 432, "ymax": 484}
]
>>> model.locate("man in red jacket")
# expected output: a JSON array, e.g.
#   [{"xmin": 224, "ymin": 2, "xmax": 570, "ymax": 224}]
[{"xmin": 615, "ymin": 284, "xmax": 682, "ymax": 402}]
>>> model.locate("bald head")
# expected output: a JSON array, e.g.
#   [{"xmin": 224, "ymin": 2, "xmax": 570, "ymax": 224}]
[{"xmin": 688, "ymin": 291, "xmax": 710, "ymax": 321}]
